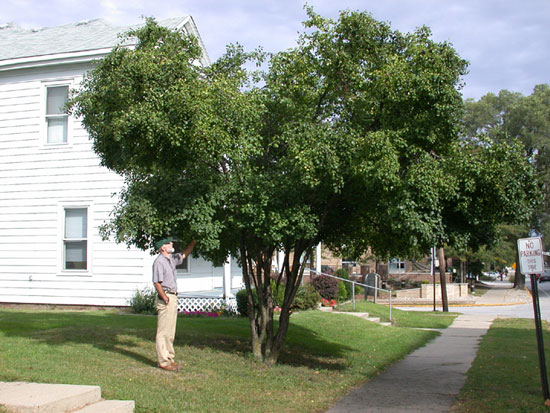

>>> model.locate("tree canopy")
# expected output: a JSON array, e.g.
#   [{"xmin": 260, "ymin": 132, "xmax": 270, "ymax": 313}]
[
  {"xmin": 70, "ymin": 11, "xmax": 539, "ymax": 363},
  {"xmin": 463, "ymin": 85, "xmax": 549, "ymax": 287}
]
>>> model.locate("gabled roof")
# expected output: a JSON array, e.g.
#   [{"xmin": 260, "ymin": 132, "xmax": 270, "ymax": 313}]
[{"xmin": 0, "ymin": 16, "xmax": 210, "ymax": 70}]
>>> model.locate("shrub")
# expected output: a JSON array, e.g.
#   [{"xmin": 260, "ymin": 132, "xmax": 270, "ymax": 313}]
[
  {"xmin": 236, "ymin": 288, "xmax": 255, "ymax": 317},
  {"xmin": 237, "ymin": 282, "xmax": 286, "ymax": 317},
  {"xmin": 335, "ymin": 268, "xmax": 352, "ymax": 298},
  {"xmin": 293, "ymin": 284, "xmax": 321, "ymax": 310},
  {"xmin": 338, "ymin": 281, "xmax": 348, "ymax": 301},
  {"xmin": 129, "ymin": 287, "xmax": 157, "ymax": 314},
  {"xmin": 312, "ymin": 275, "xmax": 339, "ymax": 300}
]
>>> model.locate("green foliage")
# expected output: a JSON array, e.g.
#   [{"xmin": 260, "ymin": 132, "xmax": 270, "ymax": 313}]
[
  {"xmin": 129, "ymin": 288, "xmax": 157, "ymax": 314},
  {"xmin": 270, "ymin": 279, "xmax": 285, "ymax": 307},
  {"xmin": 293, "ymin": 284, "xmax": 321, "ymax": 310},
  {"xmin": 312, "ymin": 275, "xmax": 339, "ymax": 300},
  {"xmin": 236, "ymin": 288, "xmax": 257, "ymax": 317},
  {"xmin": 337, "ymin": 281, "xmax": 348, "ymax": 302},
  {"xmin": 461, "ymin": 86, "xmax": 549, "ymax": 287},
  {"xmin": 335, "ymin": 268, "xmax": 353, "ymax": 298},
  {"xmin": 69, "ymin": 11, "xmax": 539, "ymax": 363}
]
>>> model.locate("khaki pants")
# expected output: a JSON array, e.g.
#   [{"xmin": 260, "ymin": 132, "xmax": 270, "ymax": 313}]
[{"xmin": 155, "ymin": 294, "xmax": 178, "ymax": 367}]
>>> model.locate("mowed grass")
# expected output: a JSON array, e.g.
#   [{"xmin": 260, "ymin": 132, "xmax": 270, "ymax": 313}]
[
  {"xmin": 451, "ymin": 318, "xmax": 550, "ymax": 413},
  {"xmin": 0, "ymin": 308, "xmax": 441, "ymax": 413},
  {"xmin": 336, "ymin": 301, "xmax": 458, "ymax": 328}
]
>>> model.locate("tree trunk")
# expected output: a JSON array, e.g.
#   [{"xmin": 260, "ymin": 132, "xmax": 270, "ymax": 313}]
[
  {"xmin": 438, "ymin": 247, "xmax": 449, "ymax": 312},
  {"xmin": 240, "ymin": 241, "xmax": 311, "ymax": 365},
  {"xmin": 513, "ymin": 246, "xmax": 526, "ymax": 289}
]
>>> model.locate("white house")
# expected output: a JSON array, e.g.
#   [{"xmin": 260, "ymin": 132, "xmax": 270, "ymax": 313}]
[{"xmin": 0, "ymin": 17, "xmax": 242, "ymax": 310}]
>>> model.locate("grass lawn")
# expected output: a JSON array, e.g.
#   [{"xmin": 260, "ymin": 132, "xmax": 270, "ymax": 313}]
[
  {"xmin": 335, "ymin": 301, "xmax": 458, "ymax": 328},
  {"xmin": 451, "ymin": 318, "xmax": 550, "ymax": 413},
  {"xmin": 0, "ymin": 308, "xmax": 442, "ymax": 413}
]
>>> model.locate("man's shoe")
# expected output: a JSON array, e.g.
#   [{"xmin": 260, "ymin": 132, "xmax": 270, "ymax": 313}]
[
  {"xmin": 159, "ymin": 363, "xmax": 178, "ymax": 371},
  {"xmin": 171, "ymin": 362, "xmax": 181, "ymax": 371}
]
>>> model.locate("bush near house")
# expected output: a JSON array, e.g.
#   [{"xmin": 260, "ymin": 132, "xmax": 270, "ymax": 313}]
[
  {"xmin": 129, "ymin": 288, "xmax": 158, "ymax": 314},
  {"xmin": 237, "ymin": 283, "xmax": 321, "ymax": 316},
  {"xmin": 335, "ymin": 268, "xmax": 352, "ymax": 298},
  {"xmin": 312, "ymin": 275, "xmax": 339, "ymax": 300},
  {"xmin": 338, "ymin": 281, "xmax": 348, "ymax": 301},
  {"xmin": 293, "ymin": 284, "xmax": 321, "ymax": 310}
]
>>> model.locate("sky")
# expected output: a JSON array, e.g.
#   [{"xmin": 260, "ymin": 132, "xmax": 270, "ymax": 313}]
[{"xmin": 2, "ymin": 0, "xmax": 549, "ymax": 100}]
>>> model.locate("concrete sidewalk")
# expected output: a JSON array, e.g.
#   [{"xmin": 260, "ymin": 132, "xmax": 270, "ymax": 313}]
[
  {"xmin": 326, "ymin": 314, "xmax": 495, "ymax": 412},
  {"xmin": 472, "ymin": 282, "xmax": 531, "ymax": 305}
]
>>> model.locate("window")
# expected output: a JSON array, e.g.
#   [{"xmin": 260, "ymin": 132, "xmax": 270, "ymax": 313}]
[
  {"xmin": 389, "ymin": 258, "xmax": 406, "ymax": 274},
  {"xmin": 46, "ymin": 85, "xmax": 69, "ymax": 143},
  {"xmin": 64, "ymin": 208, "xmax": 87, "ymax": 270}
]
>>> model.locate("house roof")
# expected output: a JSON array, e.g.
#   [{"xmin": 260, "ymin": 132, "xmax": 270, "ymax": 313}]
[{"xmin": 0, "ymin": 16, "xmax": 210, "ymax": 69}]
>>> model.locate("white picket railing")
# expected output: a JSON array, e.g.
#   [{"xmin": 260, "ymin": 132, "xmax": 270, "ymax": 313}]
[{"xmin": 177, "ymin": 297, "xmax": 238, "ymax": 314}]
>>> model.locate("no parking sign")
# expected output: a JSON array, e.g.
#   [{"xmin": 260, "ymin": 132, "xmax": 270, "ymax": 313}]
[{"xmin": 517, "ymin": 237, "xmax": 544, "ymax": 275}]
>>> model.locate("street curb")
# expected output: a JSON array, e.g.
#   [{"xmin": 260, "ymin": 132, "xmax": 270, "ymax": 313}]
[{"xmin": 394, "ymin": 301, "xmax": 529, "ymax": 308}]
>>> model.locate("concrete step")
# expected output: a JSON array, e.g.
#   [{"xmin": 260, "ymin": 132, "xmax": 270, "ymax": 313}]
[
  {"xmin": 73, "ymin": 399, "xmax": 135, "ymax": 413},
  {"xmin": 0, "ymin": 382, "xmax": 134, "ymax": 413}
]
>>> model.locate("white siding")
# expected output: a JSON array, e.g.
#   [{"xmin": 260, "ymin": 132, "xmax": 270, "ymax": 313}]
[{"xmin": 0, "ymin": 63, "xmax": 242, "ymax": 306}]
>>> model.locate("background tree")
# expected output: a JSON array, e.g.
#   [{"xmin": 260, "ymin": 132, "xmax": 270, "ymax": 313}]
[
  {"xmin": 70, "ymin": 11, "xmax": 539, "ymax": 363},
  {"xmin": 463, "ymin": 85, "xmax": 549, "ymax": 287}
]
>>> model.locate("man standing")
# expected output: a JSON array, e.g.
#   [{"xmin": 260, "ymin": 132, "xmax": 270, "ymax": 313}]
[{"xmin": 152, "ymin": 237, "xmax": 196, "ymax": 371}]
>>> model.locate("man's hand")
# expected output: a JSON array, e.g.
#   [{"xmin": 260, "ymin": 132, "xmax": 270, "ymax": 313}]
[{"xmin": 154, "ymin": 282, "xmax": 169, "ymax": 304}]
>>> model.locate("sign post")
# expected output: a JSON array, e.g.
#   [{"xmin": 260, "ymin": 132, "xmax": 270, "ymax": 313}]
[{"xmin": 517, "ymin": 237, "xmax": 550, "ymax": 405}]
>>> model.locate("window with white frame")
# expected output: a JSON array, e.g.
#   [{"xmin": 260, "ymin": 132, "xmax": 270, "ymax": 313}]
[
  {"xmin": 64, "ymin": 208, "xmax": 88, "ymax": 270},
  {"xmin": 46, "ymin": 85, "xmax": 69, "ymax": 144},
  {"xmin": 389, "ymin": 258, "xmax": 406, "ymax": 273}
]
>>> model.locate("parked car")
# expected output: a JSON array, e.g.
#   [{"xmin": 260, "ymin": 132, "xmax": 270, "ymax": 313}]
[{"xmin": 539, "ymin": 271, "xmax": 550, "ymax": 282}]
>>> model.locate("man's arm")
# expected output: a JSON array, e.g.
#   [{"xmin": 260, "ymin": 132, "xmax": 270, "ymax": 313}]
[
  {"xmin": 181, "ymin": 240, "xmax": 197, "ymax": 258},
  {"xmin": 154, "ymin": 282, "xmax": 169, "ymax": 304}
]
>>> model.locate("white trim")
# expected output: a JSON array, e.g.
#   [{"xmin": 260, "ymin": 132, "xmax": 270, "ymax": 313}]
[
  {"xmin": 176, "ymin": 256, "xmax": 191, "ymax": 275},
  {"xmin": 41, "ymin": 78, "xmax": 75, "ymax": 147},
  {"xmin": 57, "ymin": 201, "xmax": 93, "ymax": 276},
  {"xmin": 0, "ymin": 48, "xmax": 116, "ymax": 71}
]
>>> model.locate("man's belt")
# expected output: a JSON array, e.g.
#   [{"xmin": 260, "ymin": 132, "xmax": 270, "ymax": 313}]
[{"xmin": 164, "ymin": 290, "xmax": 177, "ymax": 295}]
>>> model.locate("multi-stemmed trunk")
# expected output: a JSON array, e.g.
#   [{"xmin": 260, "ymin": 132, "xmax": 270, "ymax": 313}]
[{"xmin": 240, "ymin": 240, "xmax": 313, "ymax": 365}]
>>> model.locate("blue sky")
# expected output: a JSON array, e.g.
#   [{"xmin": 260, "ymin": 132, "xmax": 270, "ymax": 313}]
[{"xmin": 2, "ymin": 0, "xmax": 549, "ymax": 100}]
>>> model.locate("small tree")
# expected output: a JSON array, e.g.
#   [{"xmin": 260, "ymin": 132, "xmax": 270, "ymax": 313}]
[{"xmin": 71, "ymin": 11, "xmax": 539, "ymax": 364}]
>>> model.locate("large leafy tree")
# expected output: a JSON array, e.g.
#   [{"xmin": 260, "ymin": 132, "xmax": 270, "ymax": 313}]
[
  {"xmin": 464, "ymin": 85, "xmax": 549, "ymax": 287},
  {"xmin": 71, "ymin": 11, "xmax": 538, "ymax": 364}
]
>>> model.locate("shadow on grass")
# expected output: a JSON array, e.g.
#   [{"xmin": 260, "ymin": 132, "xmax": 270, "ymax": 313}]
[{"xmin": 0, "ymin": 309, "xmax": 354, "ymax": 371}]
